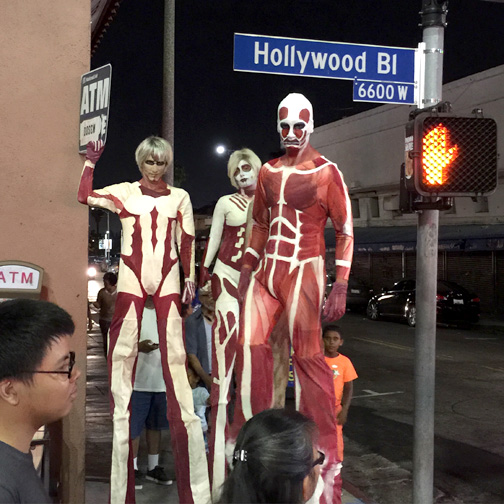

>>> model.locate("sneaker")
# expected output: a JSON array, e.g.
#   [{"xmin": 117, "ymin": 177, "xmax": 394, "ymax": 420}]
[
  {"xmin": 134, "ymin": 470, "xmax": 144, "ymax": 490},
  {"xmin": 145, "ymin": 466, "xmax": 173, "ymax": 486}
]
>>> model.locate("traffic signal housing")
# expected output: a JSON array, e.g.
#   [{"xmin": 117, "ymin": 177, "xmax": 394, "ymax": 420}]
[{"xmin": 405, "ymin": 112, "xmax": 498, "ymax": 197}]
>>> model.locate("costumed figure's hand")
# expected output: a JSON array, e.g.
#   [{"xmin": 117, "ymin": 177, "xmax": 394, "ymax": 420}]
[
  {"xmin": 85, "ymin": 140, "xmax": 105, "ymax": 165},
  {"xmin": 322, "ymin": 281, "xmax": 348, "ymax": 322},
  {"xmin": 199, "ymin": 266, "xmax": 211, "ymax": 288},
  {"xmin": 182, "ymin": 280, "xmax": 196, "ymax": 305},
  {"xmin": 138, "ymin": 340, "xmax": 159, "ymax": 353},
  {"xmin": 237, "ymin": 266, "xmax": 252, "ymax": 305}
]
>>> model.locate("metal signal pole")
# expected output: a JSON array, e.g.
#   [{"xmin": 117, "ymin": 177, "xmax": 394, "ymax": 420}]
[
  {"xmin": 413, "ymin": 2, "xmax": 447, "ymax": 503},
  {"xmin": 162, "ymin": 0, "xmax": 175, "ymax": 185}
]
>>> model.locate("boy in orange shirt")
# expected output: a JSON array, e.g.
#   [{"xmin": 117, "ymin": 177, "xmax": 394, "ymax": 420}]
[{"xmin": 323, "ymin": 325, "xmax": 358, "ymax": 461}]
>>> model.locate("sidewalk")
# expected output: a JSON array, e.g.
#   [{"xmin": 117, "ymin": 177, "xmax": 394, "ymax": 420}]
[{"xmin": 84, "ymin": 321, "xmax": 370, "ymax": 504}]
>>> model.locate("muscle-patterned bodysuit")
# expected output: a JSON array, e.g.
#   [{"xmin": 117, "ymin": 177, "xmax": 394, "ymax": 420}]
[
  {"xmin": 78, "ymin": 168, "xmax": 210, "ymax": 504},
  {"xmin": 202, "ymin": 192, "xmax": 251, "ymax": 497},
  {"xmin": 232, "ymin": 155, "xmax": 354, "ymax": 504}
]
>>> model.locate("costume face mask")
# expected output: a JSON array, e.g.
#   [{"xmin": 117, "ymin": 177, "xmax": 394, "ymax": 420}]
[
  {"xmin": 277, "ymin": 93, "xmax": 314, "ymax": 153},
  {"xmin": 234, "ymin": 159, "xmax": 256, "ymax": 188}
]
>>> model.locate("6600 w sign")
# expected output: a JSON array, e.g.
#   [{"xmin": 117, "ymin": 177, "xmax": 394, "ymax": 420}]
[{"xmin": 353, "ymin": 79, "xmax": 415, "ymax": 105}]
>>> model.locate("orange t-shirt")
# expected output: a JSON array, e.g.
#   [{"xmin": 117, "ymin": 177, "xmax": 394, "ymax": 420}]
[{"xmin": 324, "ymin": 353, "xmax": 358, "ymax": 413}]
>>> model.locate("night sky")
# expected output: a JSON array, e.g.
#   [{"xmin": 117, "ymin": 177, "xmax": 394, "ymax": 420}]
[{"xmin": 90, "ymin": 0, "xmax": 504, "ymax": 214}]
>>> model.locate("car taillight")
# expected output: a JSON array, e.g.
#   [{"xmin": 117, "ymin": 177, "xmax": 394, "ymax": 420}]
[
  {"xmin": 471, "ymin": 297, "xmax": 480, "ymax": 303},
  {"xmin": 436, "ymin": 294, "xmax": 447, "ymax": 301}
]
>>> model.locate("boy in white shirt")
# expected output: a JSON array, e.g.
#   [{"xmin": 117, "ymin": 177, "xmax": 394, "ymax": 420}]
[{"xmin": 131, "ymin": 296, "xmax": 172, "ymax": 490}]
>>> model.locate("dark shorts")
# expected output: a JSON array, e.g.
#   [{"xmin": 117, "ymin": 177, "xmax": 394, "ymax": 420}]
[{"xmin": 130, "ymin": 391, "xmax": 170, "ymax": 439}]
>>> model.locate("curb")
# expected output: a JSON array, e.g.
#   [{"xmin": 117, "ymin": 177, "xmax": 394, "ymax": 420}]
[{"xmin": 342, "ymin": 479, "xmax": 378, "ymax": 504}]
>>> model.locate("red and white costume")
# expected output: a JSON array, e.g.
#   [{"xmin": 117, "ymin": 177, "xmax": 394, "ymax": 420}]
[
  {"xmin": 78, "ymin": 139, "xmax": 210, "ymax": 504},
  {"xmin": 232, "ymin": 94, "xmax": 354, "ymax": 504},
  {"xmin": 200, "ymin": 151, "xmax": 260, "ymax": 498}
]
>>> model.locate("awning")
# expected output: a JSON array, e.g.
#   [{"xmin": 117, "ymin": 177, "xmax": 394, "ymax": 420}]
[
  {"xmin": 324, "ymin": 224, "xmax": 504, "ymax": 253},
  {"xmin": 91, "ymin": 0, "xmax": 123, "ymax": 53}
]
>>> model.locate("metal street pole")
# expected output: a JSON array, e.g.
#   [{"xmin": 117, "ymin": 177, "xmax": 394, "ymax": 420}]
[
  {"xmin": 413, "ymin": 2, "xmax": 447, "ymax": 503},
  {"xmin": 162, "ymin": 0, "xmax": 175, "ymax": 185}
]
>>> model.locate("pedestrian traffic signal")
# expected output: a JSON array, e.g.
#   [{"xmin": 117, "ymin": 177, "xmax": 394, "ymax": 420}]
[{"xmin": 405, "ymin": 112, "xmax": 497, "ymax": 197}]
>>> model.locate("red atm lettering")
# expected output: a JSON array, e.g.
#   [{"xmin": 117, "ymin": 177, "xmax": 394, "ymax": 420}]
[
  {"xmin": 22, "ymin": 272, "xmax": 33, "ymax": 284},
  {"xmin": 0, "ymin": 271, "xmax": 33, "ymax": 284}
]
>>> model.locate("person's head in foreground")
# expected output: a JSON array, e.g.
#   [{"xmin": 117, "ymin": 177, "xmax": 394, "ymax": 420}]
[
  {"xmin": 0, "ymin": 299, "xmax": 80, "ymax": 453},
  {"xmin": 218, "ymin": 408, "xmax": 324, "ymax": 504}
]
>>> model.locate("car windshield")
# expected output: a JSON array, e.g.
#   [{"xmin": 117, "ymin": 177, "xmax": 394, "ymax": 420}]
[{"xmin": 392, "ymin": 280, "xmax": 415, "ymax": 291}]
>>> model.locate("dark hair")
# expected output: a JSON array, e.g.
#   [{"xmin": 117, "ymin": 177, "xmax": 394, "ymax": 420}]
[
  {"xmin": 0, "ymin": 299, "xmax": 75, "ymax": 382},
  {"xmin": 103, "ymin": 272, "xmax": 117, "ymax": 285},
  {"xmin": 322, "ymin": 324, "xmax": 341, "ymax": 338},
  {"xmin": 217, "ymin": 409, "xmax": 316, "ymax": 504}
]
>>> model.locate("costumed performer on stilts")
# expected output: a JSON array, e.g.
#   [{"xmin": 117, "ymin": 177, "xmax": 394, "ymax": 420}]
[
  {"xmin": 199, "ymin": 148, "xmax": 261, "ymax": 498},
  {"xmin": 231, "ymin": 93, "xmax": 354, "ymax": 504},
  {"xmin": 78, "ymin": 136, "xmax": 210, "ymax": 504}
]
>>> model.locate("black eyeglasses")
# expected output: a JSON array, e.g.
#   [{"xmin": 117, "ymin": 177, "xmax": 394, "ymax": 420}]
[
  {"xmin": 144, "ymin": 160, "xmax": 167, "ymax": 166},
  {"xmin": 27, "ymin": 351, "xmax": 76, "ymax": 379},
  {"xmin": 312, "ymin": 450, "xmax": 325, "ymax": 467}
]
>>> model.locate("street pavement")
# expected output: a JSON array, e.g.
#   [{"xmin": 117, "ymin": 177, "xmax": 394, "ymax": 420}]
[{"xmin": 337, "ymin": 312, "xmax": 504, "ymax": 504}]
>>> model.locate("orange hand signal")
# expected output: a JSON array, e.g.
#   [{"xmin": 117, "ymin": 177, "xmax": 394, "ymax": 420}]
[{"xmin": 422, "ymin": 124, "xmax": 459, "ymax": 186}]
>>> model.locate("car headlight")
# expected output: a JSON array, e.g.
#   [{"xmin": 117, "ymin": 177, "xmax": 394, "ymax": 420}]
[{"xmin": 87, "ymin": 266, "xmax": 97, "ymax": 278}]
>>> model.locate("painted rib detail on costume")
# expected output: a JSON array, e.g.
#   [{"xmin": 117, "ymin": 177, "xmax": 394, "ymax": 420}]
[{"xmin": 229, "ymin": 193, "xmax": 248, "ymax": 211}]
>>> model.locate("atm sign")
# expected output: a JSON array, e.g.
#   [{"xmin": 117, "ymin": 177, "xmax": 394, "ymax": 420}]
[{"xmin": 0, "ymin": 265, "xmax": 40, "ymax": 289}]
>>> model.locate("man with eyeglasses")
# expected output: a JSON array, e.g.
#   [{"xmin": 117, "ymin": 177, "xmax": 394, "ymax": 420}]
[
  {"xmin": 0, "ymin": 298, "xmax": 80, "ymax": 503},
  {"xmin": 78, "ymin": 136, "xmax": 210, "ymax": 504}
]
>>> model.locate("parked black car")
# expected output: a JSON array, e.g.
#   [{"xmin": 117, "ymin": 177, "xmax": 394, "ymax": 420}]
[
  {"xmin": 326, "ymin": 274, "xmax": 373, "ymax": 312},
  {"xmin": 366, "ymin": 279, "xmax": 480, "ymax": 327}
]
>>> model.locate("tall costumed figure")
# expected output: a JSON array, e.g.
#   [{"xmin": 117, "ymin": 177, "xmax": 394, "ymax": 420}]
[
  {"xmin": 199, "ymin": 148, "xmax": 261, "ymax": 497},
  {"xmin": 231, "ymin": 94, "xmax": 354, "ymax": 504},
  {"xmin": 78, "ymin": 137, "xmax": 210, "ymax": 504}
]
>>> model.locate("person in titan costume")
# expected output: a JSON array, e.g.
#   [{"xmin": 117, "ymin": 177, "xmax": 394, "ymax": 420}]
[
  {"xmin": 199, "ymin": 148, "xmax": 261, "ymax": 498},
  {"xmin": 78, "ymin": 137, "xmax": 210, "ymax": 504},
  {"xmin": 232, "ymin": 94, "xmax": 354, "ymax": 504}
]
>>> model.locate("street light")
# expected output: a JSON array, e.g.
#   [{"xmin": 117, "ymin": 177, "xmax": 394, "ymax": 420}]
[{"xmin": 215, "ymin": 145, "xmax": 227, "ymax": 155}]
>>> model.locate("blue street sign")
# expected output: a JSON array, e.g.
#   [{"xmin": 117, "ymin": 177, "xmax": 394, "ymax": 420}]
[
  {"xmin": 353, "ymin": 79, "xmax": 416, "ymax": 105},
  {"xmin": 234, "ymin": 33, "xmax": 416, "ymax": 84}
]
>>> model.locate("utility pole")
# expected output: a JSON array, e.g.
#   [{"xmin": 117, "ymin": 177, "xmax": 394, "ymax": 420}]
[
  {"xmin": 413, "ymin": 2, "xmax": 447, "ymax": 503},
  {"xmin": 162, "ymin": 0, "xmax": 175, "ymax": 185}
]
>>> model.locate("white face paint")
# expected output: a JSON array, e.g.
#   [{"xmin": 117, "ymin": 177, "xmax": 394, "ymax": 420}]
[
  {"xmin": 234, "ymin": 159, "xmax": 256, "ymax": 188},
  {"xmin": 277, "ymin": 93, "xmax": 314, "ymax": 153}
]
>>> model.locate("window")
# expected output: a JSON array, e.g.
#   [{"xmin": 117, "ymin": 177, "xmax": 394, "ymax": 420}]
[
  {"xmin": 369, "ymin": 197, "xmax": 380, "ymax": 218},
  {"xmin": 351, "ymin": 199, "xmax": 360, "ymax": 219}
]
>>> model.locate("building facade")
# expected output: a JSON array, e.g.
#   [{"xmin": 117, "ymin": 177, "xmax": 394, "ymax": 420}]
[{"xmin": 313, "ymin": 65, "xmax": 504, "ymax": 315}]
